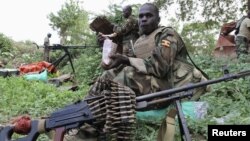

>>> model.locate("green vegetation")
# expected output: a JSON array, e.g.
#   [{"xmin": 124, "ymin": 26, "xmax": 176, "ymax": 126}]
[
  {"xmin": 0, "ymin": 77, "xmax": 83, "ymax": 122},
  {"xmin": 1, "ymin": 42, "xmax": 249, "ymax": 140},
  {"xmin": 154, "ymin": 0, "xmax": 249, "ymax": 25},
  {"xmin": 133, "ymin": 55, "xmax": 250, "ymax": 141},
  {"xmin": 48, "ymin": 0, "xmax": 95, "ymax": 45},
  {"xmin": 0, "ymin": 0, "xmax": 250, "ymax": 141}
]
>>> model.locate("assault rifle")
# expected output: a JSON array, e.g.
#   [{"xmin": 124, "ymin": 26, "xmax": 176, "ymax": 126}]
[
  {"xmin": 47, "ymin": 44, "xmax": 99, "ymax": 74},
  {"xmin": 1, "ymin": 70, "xmax": 250, "ymax": 141}
]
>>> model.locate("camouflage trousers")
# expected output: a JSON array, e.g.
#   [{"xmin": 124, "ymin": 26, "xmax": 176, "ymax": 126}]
[
  {"xmin": 100, "ymin": 66, "xmax": 171, "ymax": 96},
  {"xmin": 43, "ymin": 47, "xmax": 50, "ymax": 62},
  {"xmin": 157, "ymin": 66, "xmax": 209, "ymax": 141},
  {"xmin": 235, "ymin": 36, "xmax": 249, "ymax": 57}
]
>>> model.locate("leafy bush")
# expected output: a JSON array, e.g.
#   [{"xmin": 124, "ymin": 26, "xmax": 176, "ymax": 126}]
[
  {"xmin": 0, "ymin": 33, "xmax": 13, "ymax": 52},
  {"xmin": 0, "ymin": 77, "xmax": 84, "ymax": 123},
  {"xmin": 186, "ymin": 55, "xmax": 250, "ymax": 139},
  {"xmin": 1, "ymin": 40, "xmax": 44, "ymax": 68},
  {"xmin": 0, "ymin": 33, "xmax": 14, "ymax": 60},
  {"xmin": 60, "ymin": 47, "xmax": 103, "ymax": 86}
]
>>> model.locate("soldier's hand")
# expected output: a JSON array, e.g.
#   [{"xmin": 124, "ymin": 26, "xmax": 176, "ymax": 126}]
[
  {"xmin": 101, "ymin": 33, "xmax": 117, "ymax": 38},
  {"xmin": 101, "ymin": 53, "xmax": 130, "ymax": 70},
  {"xmin": 97, "ymin": 32, "xmax": 106, "ymax": 47}
]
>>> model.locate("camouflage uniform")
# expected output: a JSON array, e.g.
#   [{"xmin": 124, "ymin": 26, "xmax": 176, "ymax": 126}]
[
  {"xmin": 44, "ymin": 36, "xmax": 50, "ymax": 62},
  {"xmin": 102, "ymin": 26, "xmax": 208, "ymax": 97},
  {"xmin": 98, "ymin": 26, "xmax": 208, "ymax": 140},
  {"xmin": 113, "ymin": 15, "xmax": 139, "ymax": 57},
  {"xmin": 61, "ymin": 26, "xmax": 209, "ymax": 141},
  {"xmin": 235, "ymin": 17, "xmax": 250, "ymax": 57},
  {"xmin": 100, "ymin": 15, "xmax": 139, "ymax": 84},
  {"xmin": 93, "ymin": 26, "xmax": 209, "ymax": 141}
]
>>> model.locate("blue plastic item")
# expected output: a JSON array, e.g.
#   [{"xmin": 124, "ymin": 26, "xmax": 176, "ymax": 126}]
[
  {"xmin": 136, "ymin": 101, "xmax": 208, "ymax": 123},
  {"xmin": 24, "ymin": 69, "xmax": 48, "ymax": 82},
  {"xmin": 136, "ymin": 107, "xmax": 169, "ymax": 124}
]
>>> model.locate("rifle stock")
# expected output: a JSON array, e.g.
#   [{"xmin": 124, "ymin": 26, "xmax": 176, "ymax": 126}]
[
  {"xmin": 0, "ymin": 101, "xmax": 94, "ymax": 141},
  {"xmin": 1, "ymin": 70, "xmax": 250, "ymax": 141}
]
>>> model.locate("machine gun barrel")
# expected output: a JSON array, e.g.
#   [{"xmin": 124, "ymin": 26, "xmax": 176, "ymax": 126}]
[
  {"xmin": 48, "ymin": 44, "xmax": 99, "ymax": 50},
  {"xmin": 47, "ymin": 44, "xmax": 99, "ymax": 74},
  {"xmin": 136, "ymin": 70, "xmax": 250, "ymax": 102}
]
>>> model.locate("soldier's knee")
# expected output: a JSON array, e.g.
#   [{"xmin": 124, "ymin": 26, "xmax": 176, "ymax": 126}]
[{"xmin": 192, "ymin": 68, "xmax": 211, "ymax": 93}]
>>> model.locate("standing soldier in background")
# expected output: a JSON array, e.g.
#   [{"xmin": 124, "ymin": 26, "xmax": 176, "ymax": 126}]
[
  {"xmin": 98, "ymin": 5, "xmax": 139, "ymax": 81},
  {"xmin": 235, "ymin": 11, "xmax": 250, "ymax": 57},
  {"xmin": 43, "ymin": 33, "xmax": 52, "ymax": 62},
  {"xmin": 101, "ymin": 5, "xmax": 139, "ymax": 57}
]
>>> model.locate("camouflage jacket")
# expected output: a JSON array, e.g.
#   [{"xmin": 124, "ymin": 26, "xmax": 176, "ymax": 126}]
[
  {"xmin": 113, "ymin": 15, "xmax": 139, "ymax": 41},
  {"xmin": 129, "ymin": 26, "xmax": 188, "ymax": 79}
]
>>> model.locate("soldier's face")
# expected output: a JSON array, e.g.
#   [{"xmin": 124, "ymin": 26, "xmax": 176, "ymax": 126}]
[
  {"xmin": 138, "ymin": 5, "xmax": 160, "ymax": 35},
  {"xmin": 123, "ymin": 8, "xmax": 130, "ymax": 18}
]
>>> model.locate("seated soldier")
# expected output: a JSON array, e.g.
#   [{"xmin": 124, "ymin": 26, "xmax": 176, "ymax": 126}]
[
  {"xmin": 87, "ymin": 3, "xmax": 210, "ymax": 141},
  {"xmin": 90, "ymin": 3, "xmax": 209, "ymax": 99},
  {"xmin": 56, "ymin": 3, "xmax": 210, "ymax": 141}
]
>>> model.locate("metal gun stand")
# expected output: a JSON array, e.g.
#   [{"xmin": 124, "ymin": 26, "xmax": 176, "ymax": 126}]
[
  {"xmin": 175, "ymin": 100, "xmax": 191, "ymax": 141},
  {"xmin": 136, "ymin": 90, "xmax": 192, "ymax": 141},
  {"xmin": 49, "ymin": 46, "xmax": 75, "ymax": 74}
]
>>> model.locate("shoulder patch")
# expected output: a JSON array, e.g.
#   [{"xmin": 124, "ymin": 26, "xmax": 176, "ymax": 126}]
[{"xmin": 155, "ymin": 26, "xmax": 178, "ymax": 47}]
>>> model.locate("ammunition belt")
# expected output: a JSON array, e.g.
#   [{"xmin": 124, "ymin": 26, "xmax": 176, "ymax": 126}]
[{"xmin": 87, "ymin": 79, "xmax": 136, "ymax": 140}]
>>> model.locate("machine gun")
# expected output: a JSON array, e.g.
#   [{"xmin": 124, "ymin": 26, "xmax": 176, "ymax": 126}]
[
  {"xmin": 1, "ymin": 70, "xmax": 250, "ymax": 141},
  {"xmin": 47, "ymin": 44, "xmax": 99, "ymax": 74}
]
